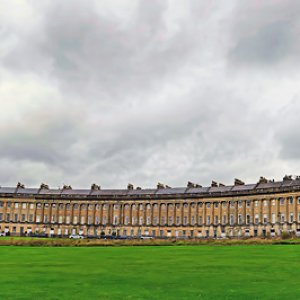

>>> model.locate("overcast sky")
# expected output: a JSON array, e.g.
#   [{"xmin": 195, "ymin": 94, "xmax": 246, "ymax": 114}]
[{"xmin": 1, "ymin": 0, "xmax": 300, "ymax": 189}]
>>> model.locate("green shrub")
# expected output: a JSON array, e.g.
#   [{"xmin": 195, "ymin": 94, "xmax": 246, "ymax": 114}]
[{"xmin": 281, "ymin": 231, "xmax": 291, "ymax": 240}]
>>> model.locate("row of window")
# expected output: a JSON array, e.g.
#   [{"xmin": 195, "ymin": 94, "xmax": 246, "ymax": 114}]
[
  {"xmin": 1, "ymin": 212, "xmax": 299, "ymax": 225},
  {"xmin": 0, "ymin": 197, "xmax": 300, "ymax": 211}
]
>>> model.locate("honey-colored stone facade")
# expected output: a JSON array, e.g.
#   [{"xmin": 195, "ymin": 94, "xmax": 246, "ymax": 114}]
[{"xmin": 1, "ymin": 178, "xmax": 300, "ymax": 238}]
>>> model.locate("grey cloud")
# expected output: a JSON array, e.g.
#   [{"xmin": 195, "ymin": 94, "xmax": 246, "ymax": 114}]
[
  {"xmin": 229, "ymin": 1, "xmax": 300, "ymax": 66},
  {"xmin": 83, "ymin": 87, "xmax": 269, "ymax": 188},
  {"xmin": 0, "ymin": 1, "xmax": 299, "ymax": 188},
  {"xmin": 230, "ymin": 21, "xmax": 294, "ymax": 65},
  {"xmin": 277, "ymin": 98, "xmax": 300, "ymax": 160},
  {"xmin": 2, "ymin": 0, "xmax": 200, "ymax": 103},
  {"xmin": 0, "ymin": 111, "xmax": 82, "ymax": 166}
]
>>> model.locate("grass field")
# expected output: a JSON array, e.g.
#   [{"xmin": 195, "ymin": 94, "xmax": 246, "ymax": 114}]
[{"xmin": 0, "ymin": 245, "xmax": 299, "ymax": 300}]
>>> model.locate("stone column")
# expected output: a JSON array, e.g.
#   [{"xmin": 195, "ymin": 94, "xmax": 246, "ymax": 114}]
[
  {"xmin": 181, "ymin": 203, "xmax": 184, "ymax": 226},
  {"xmin": 203, "ymin": 203, "xmax": 206, "ymax": 226},
  {"xmin": 295, "ymin": 196, "xmax": 298, "ymax": 225},
  {"xmin": 227, "ymin": 201, "xmax": 230, "ymax": 226},
  {"xmin": 166, "ymin": 204, "xmax": 169, "ymax": 225},
  {"xmin": 195, "ymin": 202, "xmax": 199, "ymax": 226},
  {"xmin": 100, "ymin": 204, "xmax": 104, "ymax": 225},
  {"xmin": 243, "ymin": 200, "xmax": 246, "ymax": 225},
  {"xmin": 70, "ymin": 204, "xmax": 74, "ymax": 224},
  {"xmin": 219, "ymin": 202, "xmax": 223, "ymax": 225},
  {"xmin": 259, "ymin": 200, "xmax": 263, "ymax": 226},
  {"xmin": 234, "ymin": 201, "xmax": 238, "ymax": 226},
  {"xmin": 85, "ymin": 203, "xmax": 88, "ymax": 225},
  {"xmin": 55, "ymin": 203, "xmax": 59, "ymax": 224},
  {"xmin": 63, "ymin": 203, "xmax": 67, "ymax": 224},
  {"xmin": 286, "ymin": 197, "xmax": 289, "ymax": 226},
  {"xmin": 26, "ymin": 202, "xmax": 30, "ymax": 223},
  {"xmin": 151, "ymin": 204, "xmax": 154, "ymax": 225},
  {"xmin": 41, "ymin": 203, "xmax": 45, "ymax": 224},
  {"xmin": 268, "ymin": 199, "xmax": 271, "ymax": 225},
  {"xmin": 119, "ymin": 204, "xmax": 123, "ymax": 225},
  {"xmin": 144, "ymin": 204, "xmax": 147, "ymax": 226}
]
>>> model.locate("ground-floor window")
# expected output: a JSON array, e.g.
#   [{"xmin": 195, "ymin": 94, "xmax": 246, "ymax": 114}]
[
  {"xmin": 183, "ymin": 216, "xmax": 187, "ymax": 225},
  {"xmin": 238, "ymin": 214, "xmax": 242, "ymax": 224},
  {"xmin": 113, "ymin": 216, "xmax": 118, "ymax": 225},
  {"xmin": 246, "ymin": 214, "xmax": 250, "ymax": 224},
  {"xmin": 230, "ymin": 214, "xmax": 234, "ymax": 225},
  {"xmin": 206, "ymin": 216, "xmax": 211, "ymax": 225},
  {"xmin": 215, "ymin": 216, "xmax": 218, "ymax": 224},
  {"xmin": 222, "ymin": 215, "xmax": 226, "ymax": 224},
  {"xmin": 255, "ymin": 214, "xmax": 259, "ymax": 224},
  {"xmin": 191, "ymin": 216, "xmax": 195, "ymax": 225},
  {"xmin": 199, "ymin": 216, "xmax": 202, "ymax": 225},
  {"xmin": 271, "ymin": 213, "xmax": 275, "ymax": 224}
]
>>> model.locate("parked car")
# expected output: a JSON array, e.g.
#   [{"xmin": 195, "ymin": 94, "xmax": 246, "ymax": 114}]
[
  {"xmin": 116, "ymin": 235, "xmax": 131, "ymax": 240},
  {"xmin": 140, "ymin": 235, "xmax": 153, "ymax": 240},
  {"xmin": 69, "ymin": 234, "xmax": 84, "ymax": 239},
  {"xmin": 102, "ymin": 235, "xmax": 116, "ymax": 240},
  {"xmin": 0, "ymin": 232, "xmax": 5, "ymax": 237},
  {"xmin": 86, "ymin": 235, "xmax": 98, "ymax": 239}
]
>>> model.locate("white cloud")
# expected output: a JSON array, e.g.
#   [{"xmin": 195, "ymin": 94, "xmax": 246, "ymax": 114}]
[{"xmin": 0, "ymin": 0, "xmax": 299, "ymax": 188}]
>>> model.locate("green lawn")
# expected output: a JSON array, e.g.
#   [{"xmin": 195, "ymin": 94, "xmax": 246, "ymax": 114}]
[{"xmin": 0, "ymin": 245, "xmax": 299, "ymax": 299}]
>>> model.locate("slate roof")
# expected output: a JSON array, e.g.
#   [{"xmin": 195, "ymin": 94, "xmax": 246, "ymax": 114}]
[{"xmin": 1, "ymin": 178, "xmax": 300, "ymax": 199}]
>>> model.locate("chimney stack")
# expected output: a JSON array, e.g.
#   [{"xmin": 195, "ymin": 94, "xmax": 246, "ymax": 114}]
[
  {"xmin": 234, "ymin": 178, "xmax": 245, "ymax": 186},
  {"xmin": 91, "ymin": 183, "xmax": 101, "ymax": 191},
  {"xmin": 211, "ymin": 181, "xmax": 218, "ymax": 187},
  {"xmin": 127, "ymin": 183, "xmax": 134, "ymax": 190},
  {"xmin": 157, "ymin": 183, "xmax": 165, "ymax": 189}
]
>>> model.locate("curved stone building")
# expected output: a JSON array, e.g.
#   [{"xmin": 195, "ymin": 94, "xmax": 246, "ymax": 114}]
[{"xmin": 0, "ymin": 176, "xmax": 300, "ymax": 238}]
